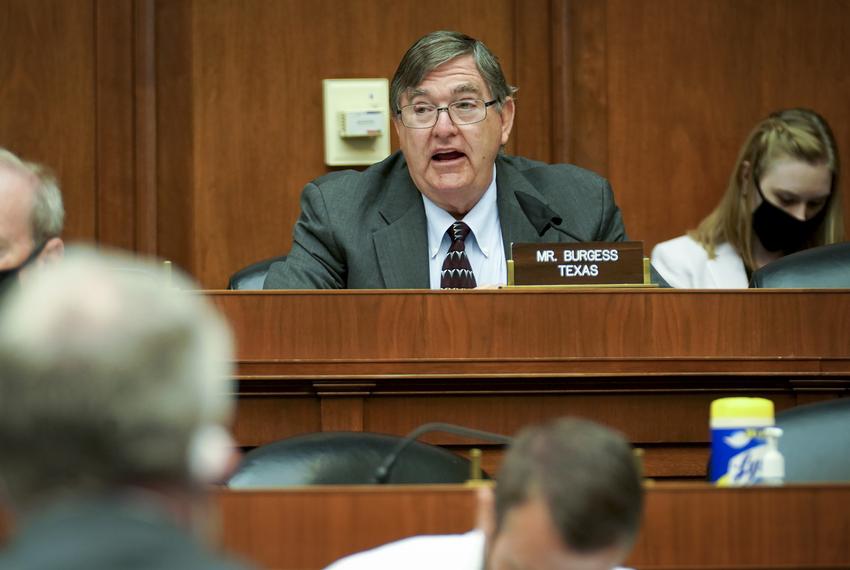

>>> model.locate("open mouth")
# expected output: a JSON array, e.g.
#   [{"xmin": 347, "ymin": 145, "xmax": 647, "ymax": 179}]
[{"xmin": 432, "ymin": 151, "xmax": 466, "ymax": 162}]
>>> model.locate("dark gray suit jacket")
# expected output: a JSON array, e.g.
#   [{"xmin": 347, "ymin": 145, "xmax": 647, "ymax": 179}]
[
  {"xmin": 265, "ymin": 151, "xmax": 627, "ymax": 289},
  {"xmin": 0, "ymin": 498, "xmax": 252, "ymax": 570}
]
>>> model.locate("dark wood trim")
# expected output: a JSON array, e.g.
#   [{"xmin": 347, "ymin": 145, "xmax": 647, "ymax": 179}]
[
  {"xmin": 134, "ymin": 0, "xmax": 157, "ymax": 255},
  {"xmin": 512, "ymin": 0, "xmax": 553, "ymax": 163},
  {"xmin": 551, "ymin": 0, "xmax": 571, "ymax": 163},
  {"xmin": 94, "ymin": 0, "xmax": 136, "ymax": 249},
  {"xmin": 565, "ymin": 0, "xmax": 609, "ymax": 175},
  {"xmin": 231, "ymin": 358, "xmax": 850, "ymax": 377},
  {"xmin": 154, "ymin": 0, "xmax": 195, "ymax": 274}
]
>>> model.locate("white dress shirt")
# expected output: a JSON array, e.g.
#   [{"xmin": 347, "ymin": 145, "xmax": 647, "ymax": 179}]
[
  {"xmin": 422, "ymin": 167, "xmax": 506, "ymax": 289},
  {"xmin": 324, "ymin": 530, "xmax": 485, "ymax": 570},
  {"xmin": 323, "ymin": 529, "xmax": 634, "ymax": 570}
]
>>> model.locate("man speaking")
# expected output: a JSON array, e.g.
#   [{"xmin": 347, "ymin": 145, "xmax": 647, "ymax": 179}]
[{"xmin": 265, "ymin": 30, "xmax": 626, "ymax": 289}]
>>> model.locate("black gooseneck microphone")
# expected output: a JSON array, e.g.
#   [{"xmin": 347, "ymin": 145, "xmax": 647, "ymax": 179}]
[
  {"xmin": 373, "ymin": 422, "xmax": 513, "ymax": 484},
  {"xmin": 514, "ymin": 191, "xmax": 583, "ymax": 242}
]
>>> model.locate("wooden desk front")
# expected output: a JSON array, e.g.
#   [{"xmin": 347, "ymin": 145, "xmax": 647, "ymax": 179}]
[
  {"xmin": 215, "ymin": 483, "xmax": 850, "ymax": 570},
  {"xmin": 210, "ymin": 290, "xmax": 850, "ymax": 478}
]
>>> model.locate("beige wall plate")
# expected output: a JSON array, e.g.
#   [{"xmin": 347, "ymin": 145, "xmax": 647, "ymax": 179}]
[{"xmin": 322, "ymin": 78, "xmax": 391, "ymax": 166}]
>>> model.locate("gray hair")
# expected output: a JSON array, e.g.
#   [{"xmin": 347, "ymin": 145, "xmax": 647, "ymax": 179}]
[
  {"xmin": 0, "ymin": 148, "xmax": 65, "ymax": 246},
  {"xmin": 495, "ymin": 418, "xmax": 644, "ymax": 553},
  {"xmin": 0, "ymin": 248, "xmax": 234, "ymax": 510},
  {"xmin": 390, "ymin": 30, "xmax": 517, "ymax": 112}
]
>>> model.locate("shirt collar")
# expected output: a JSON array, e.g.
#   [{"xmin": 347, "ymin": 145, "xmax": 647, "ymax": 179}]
[{"xmin": 422, "ymin": 165, "xmax": 498, "ymax": 259}]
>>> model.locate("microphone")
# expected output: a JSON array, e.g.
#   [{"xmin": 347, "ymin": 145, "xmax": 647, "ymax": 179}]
[
  {"xmin": 514, "ymin": 191, "xmax": 583, "ymax": 242},
  {"xmin": 373, "ymin": 422, "xmax": 513, "ymax": 484},
  {"xmin": 515, "ymin": 190, "xmax": 672, "ymax": 287}
]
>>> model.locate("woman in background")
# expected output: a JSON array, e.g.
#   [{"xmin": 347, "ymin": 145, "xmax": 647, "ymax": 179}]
[{"xmin": 652, "ymin": 108, "xmax": 844, "ymax": 288}]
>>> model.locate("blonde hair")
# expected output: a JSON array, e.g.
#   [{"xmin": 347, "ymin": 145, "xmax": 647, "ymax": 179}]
[{"xmin": 689, "ymin": 108, "xmax": 843, "ymax": 272}]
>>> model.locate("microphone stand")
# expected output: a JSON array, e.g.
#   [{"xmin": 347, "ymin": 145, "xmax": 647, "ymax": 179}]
[{"xmin": 373, "ymin": 422, "xmax": 513, "ymax": 484}]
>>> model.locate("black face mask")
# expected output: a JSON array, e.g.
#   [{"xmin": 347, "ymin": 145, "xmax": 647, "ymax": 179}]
[
  {"xmin": 0, "ymin": 242, "xmax": 46, "ymax": 296},
  {"xmin": 751, "ymin": 178, "xmax": 828, "ymax": 253}
]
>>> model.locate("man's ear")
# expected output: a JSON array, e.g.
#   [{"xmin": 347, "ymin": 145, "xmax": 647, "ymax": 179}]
[
  {"xmin": 498, "ymin": 97, "xmax": 516, "ymax": 146},
  {"xmin": 39, "ymin": 237, "xmax": 64, "ymax": 264},
  {"xmin": 19, "ymin": 237, "xmax": 63, "ymax": 284},
  {"xmin": 475, "ymin": 485, "xmax": 497, "ymax": 540},
  {"xmin": 392, "ymin": 113, "xmax": 403, "ymax": 139}
]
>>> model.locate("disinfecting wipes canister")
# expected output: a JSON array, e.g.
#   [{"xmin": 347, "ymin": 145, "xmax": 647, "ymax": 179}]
[{"xmin": 709, "ymin": 397, "xmax": 775, "ymax": 486}]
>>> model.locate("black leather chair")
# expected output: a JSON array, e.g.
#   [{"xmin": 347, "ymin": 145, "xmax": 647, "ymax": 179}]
[
  {"xmin": 776, "ymin": 398, "xmax": 850, "ymax": 482},
  {"xmin": 227, "ymin": 431, "xmax": 482, "ymax": 488},
  {"xmin": 226, "ymin": 255, "xmax": 286, "ymax": 290},
  {"xmin": 750, "ymin": 242, "xmax": 850, "ymax": 288}
]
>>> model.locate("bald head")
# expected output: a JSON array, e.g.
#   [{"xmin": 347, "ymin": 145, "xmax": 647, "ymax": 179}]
[{"xmin": 0, "ymin": 149, "xmax": 64, "ymax": 274}]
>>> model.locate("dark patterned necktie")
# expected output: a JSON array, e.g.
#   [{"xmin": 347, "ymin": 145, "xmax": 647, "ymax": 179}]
[{"xmin": 440, "ymin": 221, "xmax": 477, "ymax": 289}]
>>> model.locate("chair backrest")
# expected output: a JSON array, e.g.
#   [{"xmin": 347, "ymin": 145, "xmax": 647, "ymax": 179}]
[
  {"xmin": 750, "ymin": 242, "xmax": 850, "ymax": 288},
  {"xmin": 776, "ymin": 398, "xmax": 850, "ymax": 482},
  {"xmin": 227, "ymin": 255, "xmax": 287, "ymax": 290},
  {"xmin": 227, "ymin": 431, "xmax": 482, "ymax": 488}
]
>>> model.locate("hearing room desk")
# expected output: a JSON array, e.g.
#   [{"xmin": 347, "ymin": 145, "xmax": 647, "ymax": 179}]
[
  {"xmin": 208, "ymin": 289, "xmax": 850, "ymax": 479},
  {"xmin": 214, "ymin": 483, "xmax": 850, "ymax": 570}
]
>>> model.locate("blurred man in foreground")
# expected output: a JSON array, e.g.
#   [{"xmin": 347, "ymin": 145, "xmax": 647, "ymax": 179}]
[
  {"xmin": 325, "ymin": 417, "xmax": 644, "ymax": 570},
  {"xmin": 0, "ymin": 248, "xmax": 252, "ymax": 570},
  {"xmin": 0, "ymin": 148, "xmax": 64, "ymax": 292}
]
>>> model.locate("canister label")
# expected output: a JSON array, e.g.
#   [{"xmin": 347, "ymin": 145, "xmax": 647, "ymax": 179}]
[{"xmin": 710, "ymin": 426, "xmax": 767, "ymax": 485}]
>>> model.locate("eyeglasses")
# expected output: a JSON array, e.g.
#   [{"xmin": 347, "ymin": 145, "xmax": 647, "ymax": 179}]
[{"xmin": 397, "ymin": 99, "xmax": 498, "ymax": 129}]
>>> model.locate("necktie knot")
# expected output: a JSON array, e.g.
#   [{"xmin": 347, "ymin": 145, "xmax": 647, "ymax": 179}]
[{"xmin": 448, "ymin": 221, "xmax": 472, "ymax": 243}]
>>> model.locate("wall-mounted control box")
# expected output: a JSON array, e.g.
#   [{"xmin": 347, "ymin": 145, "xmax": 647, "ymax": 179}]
[{"xmin": 323, "ymin": 79, "xmax": 391, "ymax": 166}]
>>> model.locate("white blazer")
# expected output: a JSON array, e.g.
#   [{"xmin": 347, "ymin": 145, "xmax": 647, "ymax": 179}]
[{"xmin": 651, "ymin": 235, "xmax": 749, "ymax": 288}]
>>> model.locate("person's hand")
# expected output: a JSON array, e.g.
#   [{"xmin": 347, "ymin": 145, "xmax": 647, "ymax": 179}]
[{"xmin": 475, "ymin": 485, "xmax": 496, "ymax": 537}]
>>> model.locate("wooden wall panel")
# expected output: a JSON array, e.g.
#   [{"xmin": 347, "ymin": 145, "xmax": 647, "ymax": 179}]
[
  {"xmin": 561, "ymin": 0, "xmax": 608, "ymax": 171},
  {"xmin": 133, "ymin": 0, "xmax": 158, "ymax": 255},
  {"xmin": 95, "ymin": 0, "xmax": 138, "ymax": 251},
  {"xmin": 3, "ymin": 1, "xmax": 850, "ymax": 286},
  {"xmin": 589, "ymin": 0, "xmax": 850, "ymax": 251},
  {"xmin": 512, "ymin": 0, "xmax": 554, "ymax": 164},
  {"xmin": 0, "ymin": 0, "xmax": 97, "ymax": 242},
  {"xmin": 94, "ymin": 0, "xmax": 158, "ymax": 254},
  {"xmin": 155, "ymin": 0, "xmax": 195, "ymax": 273},
  {"xmin": 0, "ymin": 0, "xmax": 154, "ymax": 252}
]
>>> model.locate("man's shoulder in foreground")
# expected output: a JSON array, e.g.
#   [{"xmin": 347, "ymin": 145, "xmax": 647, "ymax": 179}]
[
  {"xmin": 0, "ymin": 499, "xmax": 252, "ymax": 570},
  {"xmin": 323, "ymin": 530, "xmax": 485, "ymax": 570}
]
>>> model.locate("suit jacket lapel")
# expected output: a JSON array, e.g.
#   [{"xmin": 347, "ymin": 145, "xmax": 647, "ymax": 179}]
[
  {"xmin": 496, "ymin": 157, "xmax": 567, "ymax": 260},
  {"xmin": 373, "ymin": 163, "xmax": 430, "ymax": 289},
  {"xmin": 372, "ymin": 156, "xmax": 568, "ymax": 287}
]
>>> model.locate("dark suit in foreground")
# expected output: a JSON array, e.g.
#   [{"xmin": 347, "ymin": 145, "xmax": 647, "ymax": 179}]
[
  {"xmin": 0, "ymin": 499, "xmax": 248, "ymax": 570},
  {"xmin": 265, "ymin": 151, "xmax": 627, "ymax": 289}
]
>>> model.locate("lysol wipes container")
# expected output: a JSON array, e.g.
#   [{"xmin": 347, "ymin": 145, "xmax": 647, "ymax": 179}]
[{"xmin": 709, "ymin": 397, "xmax": 775, "ymax": 485}]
